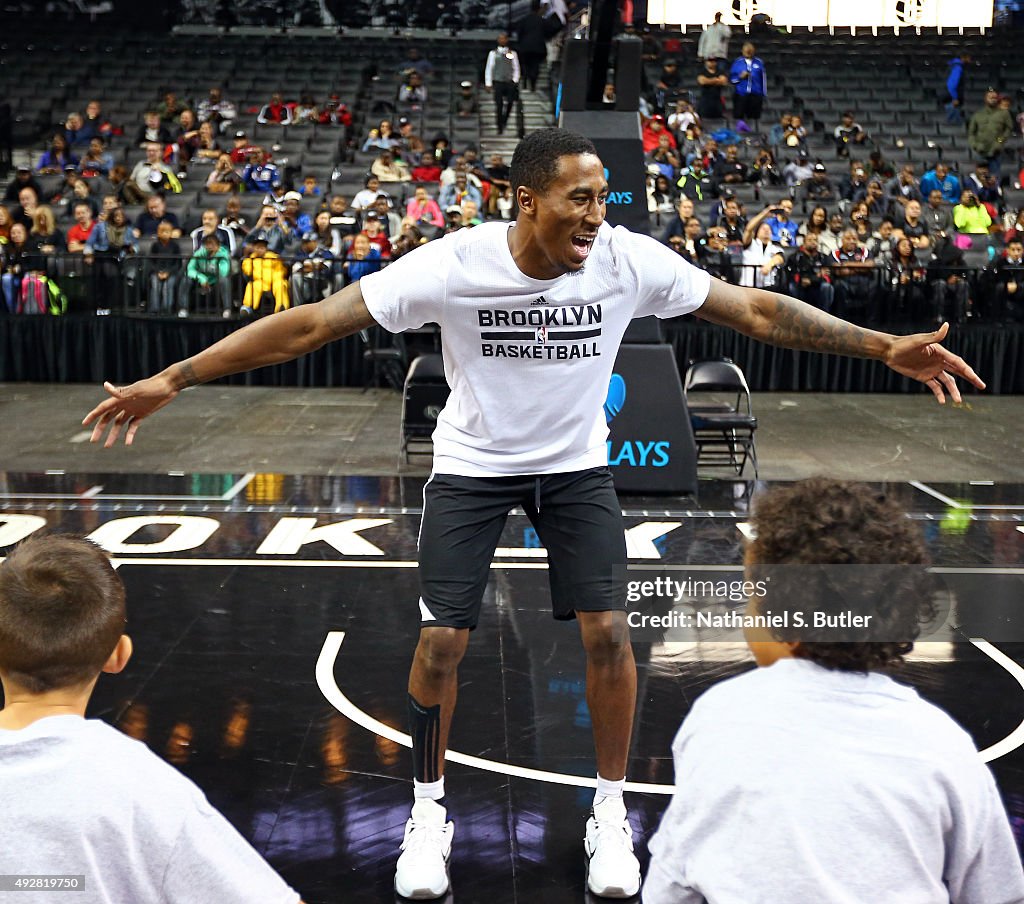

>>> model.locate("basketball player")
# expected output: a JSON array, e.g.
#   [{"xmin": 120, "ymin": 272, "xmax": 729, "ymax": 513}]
[{"xmin": 84, "ymin": 129, "xmax": 984, "ymax": 900}]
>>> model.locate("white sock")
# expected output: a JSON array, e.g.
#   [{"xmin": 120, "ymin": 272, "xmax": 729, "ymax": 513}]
[
  {"xmin": 414, "ymin": 777, "xmax": 445, "ymax": 801},
  {"xmin": 594, "ymin": 774, "xmax": 625, "ymax": 805}
]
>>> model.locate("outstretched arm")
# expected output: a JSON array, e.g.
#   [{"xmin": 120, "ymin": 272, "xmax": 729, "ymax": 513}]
[
  {"xmin": 83, "ymin": 282, "xmax": 377, "ymax": 446},
  {"xmin": 697, "ymin": 279, "xmax": 985, "ymax": 403}
]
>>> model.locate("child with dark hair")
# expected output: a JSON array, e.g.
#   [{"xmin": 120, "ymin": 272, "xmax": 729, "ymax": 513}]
[
  {"xmin": 0, "ymin": 534, "xmax": 303, "ymax": 904},
  {"xmin": 645, "ymin": 478, "xmax": 1024, "ymax": 903}
]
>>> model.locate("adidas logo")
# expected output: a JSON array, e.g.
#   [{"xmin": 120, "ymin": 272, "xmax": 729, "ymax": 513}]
[{"xmin": 530, "ymin": 295, "xmax": 549, "ymax": 306}]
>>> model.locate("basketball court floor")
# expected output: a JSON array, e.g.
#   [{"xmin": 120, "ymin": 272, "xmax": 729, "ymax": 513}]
[{"xmin": 0, "ymin": 386, "xmax": 1022, "ymax": 901}]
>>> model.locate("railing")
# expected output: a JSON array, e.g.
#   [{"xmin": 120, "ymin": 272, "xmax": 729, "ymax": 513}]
[{"xmin": 0, "ymin": 253, "xmax": 1016, "ymax": 328}]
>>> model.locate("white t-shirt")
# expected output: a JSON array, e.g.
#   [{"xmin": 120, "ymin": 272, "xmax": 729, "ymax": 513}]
[
  {"xmin": 645, "ymin": 658, "xmax": 1024, "ymax": 904},
  {"xmin": 360, "ymin": 220, "xmax": 711, "ymax": 476},
  {"xmin": 740, "ymin": 238, "xmax": 783, "ymax": 288},
  {"xmin": 0, "ymin": 716, "xmax": 300, "ymax": 904}
]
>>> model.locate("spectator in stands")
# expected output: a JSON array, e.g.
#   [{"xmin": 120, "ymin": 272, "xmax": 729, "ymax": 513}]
[
  {"xmin": 198, "ymin": 87, "xmax": 237, "ymax": 135},
  {"xmin": 1004, "ymin": 209, "xmax": 1024, "ymax": 245},
  {"xmin": 244, "ymin": 206, "xmax": 293, "ymax": 256},
  {"xmin": 783, "ymin": 115, "xmax": 807, "ymax": 151},
  {"xmin": 818, "ymin": 212, "xmax": 846, "ymax": 257},
  {"xmin": 410, "ymin": 151, "xmax": 443, "ymax": 185},
  {"xmin": 460, "ymin": 199, "xmax": 483, "ymax": 228},
  {"xmin": 768, "ymin": 113, "xmax": 792, "ymax": 147},
  {"xmin": 62, "ymin": 179, "xmax": 99, "ymax": 223},
  {"xmin": 740, "ymin": 207, "xmax": 785, "ymax": 288},
  {"xmin": 13, "ymin": 187, "xmax": 40, "ymax": 232},
  {"xmin": 173, "ymin": 109, "xmax": 201, "ymax": 167},
  {"xmin": 292, "ymin": 93, "xmax": 320, "ymax": 126},
  {"xmin": 648, "ymin": 134, "xmax": 681, "ymax": 179},
  {"xmin": 134, "ymin": 111, "xmax": 171, "ymax": 150},
  {"xmin": 990, "ymin": 237, "xmax": 1024, "ymax": 321},
  {"xmin": 4, "ymin": 166, "xmax": 42, "ymax": 206},
  {"xmin": 439, "ymin": 173, "xmax": 483, "ymax": 213},
  {"xmin": 674, "ymin": 156, "xmax": 711, "ymax": 203},
  {"xmin": 362, "ymin": 120, "xmax": 400, "ymax": 153},
  {"xmin": 919, "ymin": 162, "xmax": 960, "ymax": 205},
  {"xmin": 63, "ymin": 111, "xmax": 94, "ymax": 148},
  {"xmin": 0, "ymin": 204, "xmax": 11, "ymax": 243},
  {"xmin": 881, "ymin": 236, "xmax": 927, "ymax": 321},
  {"xmin": 927, "ymin": 234, "xmax": 969, "ymax": 325},
  {"xmin": 399, "ymin": 47, "xmax": 434, "ymax": 80},
  {"xmin": 84, "ymin": 202, "xmax": 136, "ymax": 308},
  {"xmin": 944, "ymin": 54, "xmax": 970, "ymax": 124},
  {"xmin": 451, "ymin": 81, "xmax": 480, "ymax": 119},
  {"xmin": 782, "ymin": 150, "xmax": 812, "ymax": 189},
  {"xmin": 241, "ymin": 151, "xmax": 281, "ymax": 195},
  {"xmin": 258, "ymin": 92, "xmax": 293, "ymax": 126},
  {"xmin": 697, "ymin": 226, "xmax": 736, "ymax": 283},
  {"xmin": 191, "ymin": 122, "xmax": 223, "ymax": 168},
  {"xmin": 82, "ymin": 100, "xmax": 111, "ymax": 140},
  {"xmin": 849, "ymin": 200, "xmax": 872, "ymax": 243},
  {"xmin": 189, "ymin": 208, "xmax": 236, "ymax": 256},
  {"xmin": 866, "ymin": 218, "xmax": 897, "ymax": 261},
  {"xmin": 696, "ymin": 58, "xmax": 728, "ymax": 121},
  {"xmin": 352, "ymin": 175, "xmax": 384, "ymax": 212},
  {"xmin": 674, "ymin": 216, "xmax": 704, "ymax": 266},
  {"xmin": 894, "ymin": 199, "xmax": 930, "ymax": 250},
  {"xmin": 185, "ymin": 232, "xmax": 232, "ymax": 317},
  {"xmin": 31, "ymin": 206, "xmax": 66, "ymax": 261},
  {"xmin": 206, "ymin": 153, "xmax": 242, "ymax": 194},
  {"xmin": 864, "ymin": 179, "xmax": 887, "ymax": 219},
  {"xmin": 36, "ymin": 134, "xmax": 78, "ymax": 175},
  {"xmin": 241, "ymin": 232, "xmax": 288, "ymax": 315},
  {"xmin": 660, "ymin": 196, "xmax": 696, "ymax": 244},
  {"xmin": 397, "ymin": 72, "xmax": 429, "ymax": 109},
  {"xmin": 750, "ymin": 146, "xmax": 781, "ymax": 187},
  {"xmin": 712, "ymin": 144, "xmax": 748, "ymax": 195},
  {"xmin": 372, "ymin": 148, "xmax": 410, "ymax": 183},
  {"xmin": 485, "ymin": 33, "xmax": 521, "ymax": 135},
  {"xmin": 281, "ymin": 192, "xmax": 313, "ymax": 237},
  {"xmin": 884, "ymin": 164, "xmax": 922, "ymax": 217},
  {"xmin": 319, "ymin": 92, "xmax": 352, "ymax": 128},
  {"xmin": 230, "ymin": 130, "xmax": 263, "ymax": 165},
  {"xmin": 717, "ymin": 197, "xmax": 747, "ymax": 249},
  {"xmin": 343, "ymin": 232, "xmax": 382, "ymax": 284},
  {"xmin": 922, "ymin": 190, "xmax": 953, "ymax": 236},
  {"xmin": 804, "ymin": 163, "xmax": 837, "ymax": 204},
  {"xmin": 647, "ymin": 172, "xmax": 677, "ymax": 216},
  {"xmin": 373, "ymin": 196, "xmax": 403, "ymax": 240},
  {"xmin": 77, "ymin": 137, "xmax": 115, "ymax": 179},
  {"xmin": 429, "ymin": 134, "xmax": 453, "ymax": 168},
  {"xmin": 484, "ymin": 153, "xmax": 512, "ymax": 213},
  {"xmin": 968, "ymin": 88, "xmax": 1014, "ymax": 177},
  {"xmin": 359, "ymin": 211, "xmax": 392, "ymax": 260},
  {"xmin": 515, "ymin": 0, "xmax": 559, "ymax": 93},
  {"xmin": 838, "ymin": 161, "xmax": 869, "ymax": 205},
  {"xmin": 642, "ymin": 115, "xmax": 677, "ymax": 155},
  {"xmin": 953, "ymin": 190, "xmax": 992, "ymax": 235},
  {"xmin": 145, "ymin": 220, "xmax": 181, "ymax": 315},
  {"xmin": 729, "ymin": 42, "xmax": 767, "ymax": 129},
  {"xmin": 697, "ymin": 11, "xmax": 731, "ymax": 66},
  {"xmin": 786, "ymin": 231, "xmax": 834, "ymax": 311},
  {"xmin": 0, "ymin": 223, "xmax": 40, "ymax": 313},
  {"xmin": 106, "ymin": 165, "xmax": 145, "ymax": 207},
  {"xmin": 654, "ymin": 58, "xmax": 685, "ymax": 114},
  {"xmin": 669, "ymin": 99, "xmax": 700, "ymax": 143},
  {"xmin": 406, "ymin": 186, "xmax": 445, "ymax": 231},
  {"xmin": 312, "ymin": 210, "xmax": 341, "ymax": 256},
  {"xmin": 157, "ymin": 91, "xmax": 186, "ymax": 125},
  {"xmin": 830, "ymin": 228, "xmax": 875, "ymax": 322},
  {"xmin": 833, "ymin": 111, "xmax": 868, "ymax": 158},
  {"xmin": 135, "ymin": 194, "xmax": 181, "ymax": 240},
  {"xmin": 65, "ymin": 200, "xmax": 97, "ymax": 254},
  {"xmin": 767, "ymin": 199, "xmax": 799, "ymax": 247},
  {"xmin": 220, "ymin": 197, "xmax": 248, "ymax": 248},
  {"xmin": 974, "ymin": 169, "xmax": 1004, "ymax": 219},
  {"xmin": 289, "ymin": 231, "xmax": 337, "ymax": 304},
  {"xmin": 797, "ymin": 205, "xmax": 826, "ymax": 248},
  {"xmin": 131, "ymin": 143, "xmax": 181, "ymax": 196},
  {"xmin": 866, "ymin": 149, "xmax": 895, "ymax": 181},
  {"xmin": 299, "ymin": 175, "xmax": 321, "ymax": 198}
]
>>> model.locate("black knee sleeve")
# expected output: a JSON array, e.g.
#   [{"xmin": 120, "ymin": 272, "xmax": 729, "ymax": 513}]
[{"xmin": 407, "ymin": 693, "xmax": 442, "ymax": 783}]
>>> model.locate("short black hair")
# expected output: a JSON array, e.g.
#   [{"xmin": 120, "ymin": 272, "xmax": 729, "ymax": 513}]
[{"xmin": 510, "ymin": 128, "xmax": 599, "ymax": 195}]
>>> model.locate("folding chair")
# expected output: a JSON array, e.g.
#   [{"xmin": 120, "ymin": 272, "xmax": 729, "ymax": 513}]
[
  {"xmin": 400, "ymin": 353, "xmax": 449, "ymax": 461},
  {"xmin": 684, "ymin": 358, "xmax": 758, "ymax": 478}
]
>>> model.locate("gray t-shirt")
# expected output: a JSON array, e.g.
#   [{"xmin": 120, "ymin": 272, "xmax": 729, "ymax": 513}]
[
  {"xmin": 645, "ymin": 658, "xmax": 1024, "ymax": 904},
  {"xmin": 0, "ymin": 716, "xmax": 299, "ymax": 904}
]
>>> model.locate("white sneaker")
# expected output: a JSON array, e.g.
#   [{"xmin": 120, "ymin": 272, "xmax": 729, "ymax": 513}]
[
  {"xmin": 584, "ymin": 796, "xmax": 641, "ymax": 898},
  {"xmin": 394, "ymin": 798, "xmax": 454, "ymax": 900}
]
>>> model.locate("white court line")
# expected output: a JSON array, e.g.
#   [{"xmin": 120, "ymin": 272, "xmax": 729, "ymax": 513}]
[
  {"xmin": 315, "ymin": 631, "xmax": 674, "ymax": 794},
  {"xmin": 315, "ymin": 632, "xmax": 1024, "ymax": 792},
  {"xmin": 911, "ymin": 480, "xmax": 1024, "ymax": 511},
  {"xmin": 221, "ymin": 473, "xmax": 256, "ymax": 500},
  {"xmin": 81, "ymin": 486, "xmax": 104, "ymax": 499}
]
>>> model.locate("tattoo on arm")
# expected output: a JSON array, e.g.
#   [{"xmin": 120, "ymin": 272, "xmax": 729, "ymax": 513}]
[
  {"xmin": 177, "ymin": 360, "xmax": 201, "ymax": 388},
  {"xmin": 761, "ymin": 293, "xmax": 887, "ymax": 359},
  {"xmin": 320, "ymin": 288, "xmax": 375, "ymax": 340}
]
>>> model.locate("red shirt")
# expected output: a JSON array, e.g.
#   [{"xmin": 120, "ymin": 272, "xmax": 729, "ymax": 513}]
[
  {"xmin": 410, "ymin": 165, "xmax": 442, "ymax": 183},
  {"xmin": 67, "ymin": 221, "xmax": 96, "ymax": 245},
  {"xmin": 361, "ymin": 230, "xmax": 391, "ymax": 259}
]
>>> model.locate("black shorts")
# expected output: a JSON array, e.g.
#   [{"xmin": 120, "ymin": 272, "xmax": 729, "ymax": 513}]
[
  {"xmin": 418, "ymin": 467, "xmax": 627, "ymax": 630},
  {"xmin": 733, "ymin": 92, "xmax": 764, "ymax": 121}
]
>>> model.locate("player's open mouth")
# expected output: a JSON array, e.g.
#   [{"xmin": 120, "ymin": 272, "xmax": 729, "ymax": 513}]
[{"xmin": 570, "ymin": 234, "xmax": 596, "ymax": 259}]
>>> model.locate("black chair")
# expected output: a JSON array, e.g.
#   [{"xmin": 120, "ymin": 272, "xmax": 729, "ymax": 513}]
[
  {"xmin": 358, "ymin": 326, "xmax": 406, "ymax": 391},
  {"xmin": 684, "ymin": 358, "xmax": 758, "ymax": 478},
  {"xmin": 401, "ymin": 353, "xmax": 449, "ymax": 461}
]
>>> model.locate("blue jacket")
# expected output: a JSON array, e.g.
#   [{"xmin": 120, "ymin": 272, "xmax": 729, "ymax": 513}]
[
  {"xmin": 919, "ymin": 169, "xmax": 961, "ymax": 205},
  {"xmin": 946, "ymin": 57, "xmax": 965, "ymax": 102},
  {"xmin": 729, "ymin": 56, "xmax": 767, "ymax": 97}
]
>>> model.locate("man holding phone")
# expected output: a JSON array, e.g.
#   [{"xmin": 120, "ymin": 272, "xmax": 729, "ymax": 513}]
[{"xmin": 766, "ymin": 200, "xmax": 799, "ymax": 248}]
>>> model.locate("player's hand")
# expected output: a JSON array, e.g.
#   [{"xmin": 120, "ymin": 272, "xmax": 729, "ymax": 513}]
[
  {"xmin": 82, "ymin": 375, "xmax": 180, "ymax": 447},
  {"xmin": 884, "ymin": 322, "xmax": 985, "ymax": 404}
]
